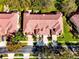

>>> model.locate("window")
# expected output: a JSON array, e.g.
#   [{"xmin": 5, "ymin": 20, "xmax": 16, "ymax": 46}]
[
  {"xmin": 53, "ymin": 28, "xmax": 56, "ymax": 32},
  {"xmin": 59, "ymin": 33, "xmax": 61, "ymax": 35},
  {"xmin": 34, "ymin": 29, "xmax": 39, "ymax": 34}
]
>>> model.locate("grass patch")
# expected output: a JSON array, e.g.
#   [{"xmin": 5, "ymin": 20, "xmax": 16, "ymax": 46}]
[
  {"xmin": 14, "ymin": 53, "xmax": 23, "ymax": 56},
  {"xmin": 30, "ymin": 53, "xmax": 37, "ymax": 59},
  {"xmin": 2, "ymin": 54, "xmax": 8, "ymax": 57},
  {"xmin": 57, "ymin": 16, "xmax": 79, "ymax": 43},
  {"xmin": 14, "ymin": 58, "xmax": 23, "ymax": 59}
]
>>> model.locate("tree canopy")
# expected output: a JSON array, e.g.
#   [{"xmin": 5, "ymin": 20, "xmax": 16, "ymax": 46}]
[
  {"xmin": 56, "ymin": 0, "xmax": 78, "ymax": 16},
  {"xmin": 0, "ymin": 0, "xmax": 78, "ymax": 16},
  {"xmin": 31, "ymin": 0, "xmax": 57, "ymax": 13}
]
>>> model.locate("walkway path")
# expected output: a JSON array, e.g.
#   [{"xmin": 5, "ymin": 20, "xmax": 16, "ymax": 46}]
[
  {"xmin": 43, "ymin": 35, "xmax": 48, "ymax": 46},
  {"xmin": 27, "ymin": 35, "xmax": 34, "ymax": 46}
]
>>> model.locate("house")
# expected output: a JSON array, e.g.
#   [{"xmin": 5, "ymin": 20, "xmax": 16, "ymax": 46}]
[
  {"xmin": 23, "ymin": 12, "xmax": 63, "ymax": 36},
  {"xmin": 70, "ymin": 14, "xmax": 79, "ymax": 33},
  {"xmin": 0, "ymin": 12, "xmax": 20, "ymax": 47}
]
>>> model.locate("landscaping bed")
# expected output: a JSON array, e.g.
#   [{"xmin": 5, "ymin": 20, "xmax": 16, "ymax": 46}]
[{"xmin": 7, "ymin": 42, "xmax": 26, "ymax": 52}]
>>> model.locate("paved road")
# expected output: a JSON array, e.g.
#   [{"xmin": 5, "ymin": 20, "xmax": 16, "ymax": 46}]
[{"xmin": 17, "ymin": 46, "xmax": 33, "ymax": 53}]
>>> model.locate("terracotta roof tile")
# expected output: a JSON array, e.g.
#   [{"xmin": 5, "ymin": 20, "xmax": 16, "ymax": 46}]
[
  {"xmin": 71, "ymin": 14, "xmax": 79, "ymax": 28},
  {"xmin": 23, "ymin": 12, "xmax": 63, "ymax": 35},
  {"xmin": 0, "ymin": 12, "xmax": 19, "ymax": 36}
]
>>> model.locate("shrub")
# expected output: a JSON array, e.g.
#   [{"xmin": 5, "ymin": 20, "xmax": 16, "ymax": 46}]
[{"xmin": 7, "ymin": 42, "xmax": 26, "ymax": 52}]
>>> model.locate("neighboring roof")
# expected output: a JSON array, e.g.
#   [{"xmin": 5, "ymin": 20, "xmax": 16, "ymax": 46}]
[
  {"xmin": 71, "ymin": 14, "xmax": 79, "ymax": 28},
  {"xmin": 23, "ymin": 12, "xmax": 63, "ymax": 35},
  {"xmin": 0, "ymin": 12, "xmax": 19, "ymax": 36}
]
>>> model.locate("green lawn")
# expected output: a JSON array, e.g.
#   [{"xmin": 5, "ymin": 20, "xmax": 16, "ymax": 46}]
[
  {"xmin": 14, "ymin": 53, "xmax": 23, "ymax": 56},
  {"xmin": 57, "ymin": 16, "xmax": 79, "ymax": 43}
]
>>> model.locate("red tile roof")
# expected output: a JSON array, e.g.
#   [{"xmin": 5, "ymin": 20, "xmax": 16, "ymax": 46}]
[
  {"xmin": 23, "ymin": 12, "xmax": 63, "ymax": 35},
  {"xmin": 0, "ymin": 12, "xmax": 19, "ymax": 36},
  {"xmin": 71, "ymin": 14, "xmax": 79, "ymax": 28}
]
